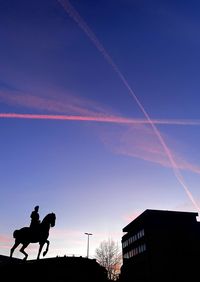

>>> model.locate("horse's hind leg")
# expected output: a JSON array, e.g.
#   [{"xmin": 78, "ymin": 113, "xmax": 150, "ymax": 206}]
[
  {"xmin": 10, "ymin": 240, "xmax": 20, "ymax": 258},
  {"xmin": 20, "ymin": 242, "xmax": 29, "ymax": 260}
]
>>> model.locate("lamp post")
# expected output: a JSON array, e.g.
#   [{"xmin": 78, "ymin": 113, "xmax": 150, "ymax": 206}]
[{"xmin": 84, "ymin": 232, "xmax": 93, "ymax": 258}]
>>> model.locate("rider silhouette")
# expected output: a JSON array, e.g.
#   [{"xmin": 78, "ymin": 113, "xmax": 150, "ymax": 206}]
[{"xmin": 30, "ymin": 205, "xmax": 40, "ymax": 229}]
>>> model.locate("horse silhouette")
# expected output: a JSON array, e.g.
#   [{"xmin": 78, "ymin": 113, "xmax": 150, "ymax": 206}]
[{"xmin": 10, "ymin": 212, "xmax": 56, "ymax": 260}]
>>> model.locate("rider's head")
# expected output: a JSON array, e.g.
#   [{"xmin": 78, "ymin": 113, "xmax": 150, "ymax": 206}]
[{"xmin": 34, "ymin": 205, "xmax": 39, "ymax": 212}]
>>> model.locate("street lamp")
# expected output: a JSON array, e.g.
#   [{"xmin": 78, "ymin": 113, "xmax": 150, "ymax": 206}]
[{"xmin": 84, "ymin": 232, "xmax": 93, "ymax": 258}]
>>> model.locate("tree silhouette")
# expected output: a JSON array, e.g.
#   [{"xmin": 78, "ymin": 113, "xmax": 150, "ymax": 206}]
[{"xmin": 95, "ymin": 239, "xmax": 122, "ymax": 281}]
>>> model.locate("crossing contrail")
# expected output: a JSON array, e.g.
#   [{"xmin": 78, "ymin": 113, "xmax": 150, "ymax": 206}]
[{"xmin": 57, "ymin": 0, "xmax": 200, "ymax": 212}]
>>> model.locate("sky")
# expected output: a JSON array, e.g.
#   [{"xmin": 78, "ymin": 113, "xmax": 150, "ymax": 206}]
[{"xmin": 1, "ymin": 0, "xmax": 200, "ymax": 260}]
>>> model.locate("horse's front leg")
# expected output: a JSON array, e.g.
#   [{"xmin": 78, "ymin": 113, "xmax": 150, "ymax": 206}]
[
  {"xmin": 37, "ymin": 240, "xmax": 50, "ymax": 259},
  {"xmin": 37, "ymin": 242, "xmax": 44, "ymax": 260},
  {"xmin": 43, "ymin": 239, "xmax": 49, "ymax": 257}
]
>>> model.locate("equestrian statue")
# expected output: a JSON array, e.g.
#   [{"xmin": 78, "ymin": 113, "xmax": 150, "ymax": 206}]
[{"xmin": 10, "ymin": 206, "xmax": 56, "ymax": 260}]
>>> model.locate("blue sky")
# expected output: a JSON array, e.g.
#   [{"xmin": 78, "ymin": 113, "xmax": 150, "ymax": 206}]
[{"xmin": 1, "ymin": 0, "xmax": 200, "ymax": 259}]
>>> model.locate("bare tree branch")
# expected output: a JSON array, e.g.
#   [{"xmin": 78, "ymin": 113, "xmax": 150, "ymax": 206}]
[{"xmin": 95, "ymin": 238, "xmax": 122, "ymax": 281}]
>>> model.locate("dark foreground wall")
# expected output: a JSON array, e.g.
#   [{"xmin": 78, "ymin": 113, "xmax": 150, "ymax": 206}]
[{"xmin": 0, "ymin": 255, "xmax": 108, "ymax": 282}]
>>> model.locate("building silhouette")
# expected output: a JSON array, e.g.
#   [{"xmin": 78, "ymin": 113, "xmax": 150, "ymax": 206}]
[{"xmin": 120, "ymin": 209, "xmax": 200, "ymax": 282}]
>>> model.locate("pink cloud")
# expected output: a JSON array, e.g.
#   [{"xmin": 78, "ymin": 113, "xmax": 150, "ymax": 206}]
[
  {"xmin": 122, "ymin": 211, "xmax": 142, "ymax": 223},
  {"xmin": 100, "ymin": 123, "xmax": 200, "ymax": 175},
  {"xmin": 0, "ymin": 234, "xmax": 12, "ymax": 243},
  {"xmin": 0, "ymin": 234, "xmax": 12, "ymax": 252},
  {"xmin": 0, "ymin": 88, "xmax": 116, "ymax": 117}
]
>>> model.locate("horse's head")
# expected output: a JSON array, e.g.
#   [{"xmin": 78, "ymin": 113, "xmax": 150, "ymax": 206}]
[
  {"xmin": 42, "ymin": 212, "xmax": 56, "ymax": 227},
  {"xmin": 50, "ymin": 213, "xmax": 56, "ymax": 227}
]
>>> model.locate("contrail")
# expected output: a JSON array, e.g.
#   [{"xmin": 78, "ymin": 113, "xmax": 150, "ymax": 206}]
[
  {"xmin": 57, "ymin": 0, "xmax": 200, "ymax": 212},
  {"xmin": 1, "ymin": 112, "xmax": 200, "ymax": 126}
]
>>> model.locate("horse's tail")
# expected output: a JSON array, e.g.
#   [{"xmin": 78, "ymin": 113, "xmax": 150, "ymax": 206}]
[{"xmin": 13, "ymin": 229, "xmax": 20, "ymax": 239}]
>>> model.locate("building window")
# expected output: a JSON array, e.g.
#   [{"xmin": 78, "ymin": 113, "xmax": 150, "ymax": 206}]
[
  {"xmin": 122, "ymin": 229, "xmax": 145, "ymax": 249},
  {"xmin": 123, "ymin": 243, "xmax": 147, "ymax": 260}
]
